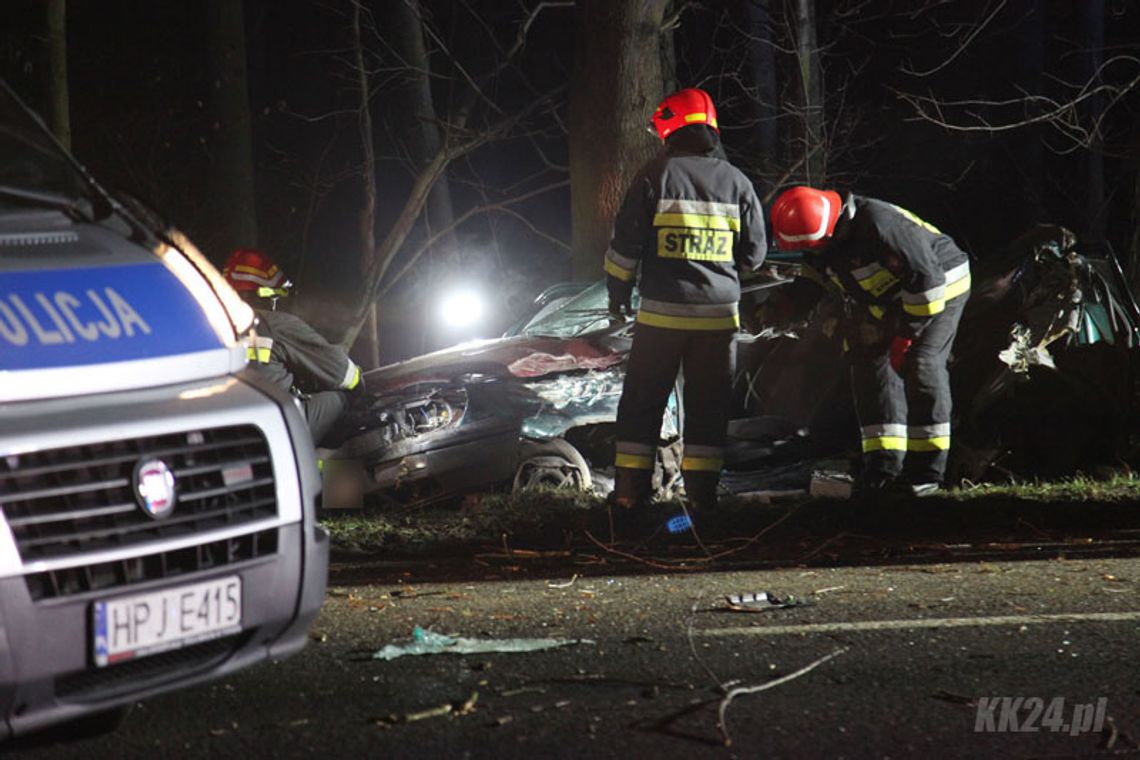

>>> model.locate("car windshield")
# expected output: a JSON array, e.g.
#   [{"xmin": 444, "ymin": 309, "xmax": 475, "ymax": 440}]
[
  {"xmin": 520, "ymin": 279, "xmax": 631, "ymax": 338},
  {"xmin": 0, "ymin": 83, "xmax": 95, "ymax": 210}
]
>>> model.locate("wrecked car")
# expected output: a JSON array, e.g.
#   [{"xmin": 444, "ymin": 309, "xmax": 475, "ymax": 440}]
[
  {"xmin": 319, "ymin": 280, "xmax": 686, "ymax": 509},
  {"xmin": 321, "ymin": 224, "xmax": 1140, "ymax": 510},
  {"xmin": 732, "ymin": 224, "xmax": 1140, "ymax": 486}
]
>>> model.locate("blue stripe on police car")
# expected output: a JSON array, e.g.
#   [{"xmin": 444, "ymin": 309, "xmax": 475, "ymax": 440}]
[{"xmin": 0, "ymin": 262, "xmax": 222, "ymax": 369}]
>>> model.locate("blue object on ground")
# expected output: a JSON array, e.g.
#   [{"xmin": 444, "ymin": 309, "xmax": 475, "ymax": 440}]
[{"xmin": 666, "ymin": 514, "xmax": 692, "ymax": 534}]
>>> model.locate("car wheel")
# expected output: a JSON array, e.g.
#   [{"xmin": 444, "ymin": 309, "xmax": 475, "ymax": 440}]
[{"xmin": 512, "ymin": 439, "xmax": 592, "ymax": 493}]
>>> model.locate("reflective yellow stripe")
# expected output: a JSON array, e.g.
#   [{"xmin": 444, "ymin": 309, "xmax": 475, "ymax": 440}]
[
  {"xmin": 862, "ymin": 436, "xmax": 907, "ymax": 452},
  {"xmin": 233, "ymin": 263, "xmax": 279, "ymax": 278},
  {"xmin": 854, "ymin": 267, "xmax": 900, "ymax": 297},
  {"xmin": 604, "ymin": 257, "xmax": 636, "ymax": 282},
  {"xmin": 868, "ymin": 305, "xmax": 885, "ymax": 320},
  {"xmin": 682, "ymin": 456, "xmax": 723, "ymax": 472},
  {"xmin": 247, "ymin": 346, "xmax": 271, "ymax": 363},
  {"xmin": 615, "ymin": 453, "xmax": 654, "ymax": 470},
  {"xmin": 908, "ymin": 436, "xmax": 951, "ymax": 451},
  {"xmin": 903, "ymin": 298, "xmax": 946, "ymax": 317},
  {"xmin": 652, "ymin": 213, "xmax": 741, "ymax": 232},
  {"xmin": 637, "ymin": 311, "xmax": 740, "ymax": 331},
  {"xmin": 946, "ymin": 272, "xmax": 971, "ymax": 300},
  {"xmin": 343, "ymin": 364, "xmax": 362, "ymax": 390}
]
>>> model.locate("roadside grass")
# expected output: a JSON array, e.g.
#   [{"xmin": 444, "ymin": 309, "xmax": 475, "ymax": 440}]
[
  {"xmin": 321, "ymin": 488, "xmax": 606, "ymax": 556},
  {"xmin": 951, "ymin": 473, "xmax": 1140, "ymax": 502},
  {"xmin": 321, "ymin": 474, "xmax": 1140, "ymax": 556}
]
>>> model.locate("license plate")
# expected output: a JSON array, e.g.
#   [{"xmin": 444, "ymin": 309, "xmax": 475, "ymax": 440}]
[{"xmin": 93, "ymin": 576, "xmax": 242, "ymax": 667}]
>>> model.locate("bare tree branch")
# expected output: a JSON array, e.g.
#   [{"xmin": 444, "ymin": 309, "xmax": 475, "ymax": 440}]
[
  {"xmin": 894, "ymin": 54, "xmax": 1140, "ymax": 151},
  {"xmin": 899, "ymin": 0, "xmax": 1006, "ymax": 77},
  {"xmin": 375, "ymin": 179, "xmax": 571, "ymax": 300}
]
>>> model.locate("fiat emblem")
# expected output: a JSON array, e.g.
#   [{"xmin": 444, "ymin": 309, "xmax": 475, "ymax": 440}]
[{"xmin": 134, "ymin": 459, "xmax": 177, "ymax": 519}]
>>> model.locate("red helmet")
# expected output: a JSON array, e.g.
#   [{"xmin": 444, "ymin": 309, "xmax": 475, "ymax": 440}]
[
  {"xmin": 770, "ymin": 186, "xmax": 843, "ymax": 251},
  {"xmin": 650, "ymin": 88, "xmax": 719, "ymax": 141},
  {"xmin": 222, "ymin": 248, "xmax": 288, "ymax": 293}
]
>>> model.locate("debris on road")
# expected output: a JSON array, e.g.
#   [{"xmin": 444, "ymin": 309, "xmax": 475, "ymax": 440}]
[
  {"xmin": 724, "ymin": 592, "xmax": 813, "ymax": 612},
  {"xmin": 372, "ymin": 626, "xmax": 594, "ymax": 660},
  {"xmin": 377, "ymin": 691, "xmax": 480, "ymax": 725},
  {"xmin": 548, "ymin": 573, "xmax": 579, "ymax": 589},
  {"xmin": 717, "ymin": 647, "xmax": 848, "ymax": 747}
]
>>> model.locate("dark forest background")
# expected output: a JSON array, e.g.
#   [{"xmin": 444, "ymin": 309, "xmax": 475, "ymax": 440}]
[{"xmin": 3, "ymin": 1, "xmax": 1138, "ymax": 366}]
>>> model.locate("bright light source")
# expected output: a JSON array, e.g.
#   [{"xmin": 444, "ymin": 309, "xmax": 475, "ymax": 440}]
[{"xmin": 439, "ymin": 289, "xmax": 484, "ymax": 329}]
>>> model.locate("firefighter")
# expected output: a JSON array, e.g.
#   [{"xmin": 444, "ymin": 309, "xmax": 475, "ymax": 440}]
[
  {"xmin": 606, "ymin": 87, "xmax": 767, "ymax": 517},
  {"xmin": 767, "ymin": 187, "xmax": 971, "ymax": 495},
  {"xmin": 222, "ymin": 248, "xmax": 363, "ymax": 445}
]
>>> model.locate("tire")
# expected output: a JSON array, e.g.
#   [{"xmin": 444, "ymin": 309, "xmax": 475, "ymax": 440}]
[{"xmin": 512, "ymin": 439, "xmax": 592, "ymax": 493}]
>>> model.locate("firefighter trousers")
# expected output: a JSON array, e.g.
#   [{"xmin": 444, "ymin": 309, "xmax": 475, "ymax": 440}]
[
  {"xmin": 303, "ymin": 390, "xmax": 349, "ymax": 447},
  {"xmin": 850, "ymin": 291, "xmax": 968, "ymax": 485},
  {"xmin": 613, "ymin": 324, "xmax": 736, "ymax": 508}
]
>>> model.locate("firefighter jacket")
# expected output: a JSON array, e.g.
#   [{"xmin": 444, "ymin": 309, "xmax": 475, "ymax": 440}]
[
  {"xmin": 247, "ymin": 309, "xmax": 362, "ymax": 396},
  {"xmin": 783, "ymin": 194, "xmax": 971, "ymax": 339},
  {"xmin": 604, "ymin": 128, "xmax": 767, "ymax": 330}
]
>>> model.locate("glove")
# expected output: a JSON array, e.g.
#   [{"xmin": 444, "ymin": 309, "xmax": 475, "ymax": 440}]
[
  {"xmin": 889, "ymin": 336, "xmax": 913, "ymax": 374},
  {"xmin": 607, "ymin": 279, "xmax": 633, "ymax": 320}
]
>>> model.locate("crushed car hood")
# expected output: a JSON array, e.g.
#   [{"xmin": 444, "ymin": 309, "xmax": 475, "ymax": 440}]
[{"xmin": 363, "ymin": 333, "xmax": 628, "ymax": 392}]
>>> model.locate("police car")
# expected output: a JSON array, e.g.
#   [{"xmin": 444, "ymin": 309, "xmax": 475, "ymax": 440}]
[{"xmin": 0, "ymin": 82, "xmax": 328, "ymax": 739}]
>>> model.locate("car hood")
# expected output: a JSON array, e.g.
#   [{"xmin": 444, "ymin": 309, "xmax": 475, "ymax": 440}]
[{"xmin": 364, "ymin": 332, "xmax": 629, "ymax": 393}]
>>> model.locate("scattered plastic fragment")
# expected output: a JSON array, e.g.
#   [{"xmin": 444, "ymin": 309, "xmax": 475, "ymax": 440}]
[
  {"xmin": 548, "ymin": 573, "xmax": 579, "ymax": 589},
  {"xmin": 373, "ymin": 626, "xmax": 594, "ymax": 661},
  {"xmin": 666, "ymin": 514, "xmax": 692, "ymax": 534},
  {"xmin": 725, "ymin": 591, "xmax": 813, "ymax": 612}
]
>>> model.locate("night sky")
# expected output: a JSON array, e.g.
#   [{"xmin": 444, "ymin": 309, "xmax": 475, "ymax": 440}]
[{"xmin": 3, "ymin": 1, "xmax": 1138, "ymax": 363}]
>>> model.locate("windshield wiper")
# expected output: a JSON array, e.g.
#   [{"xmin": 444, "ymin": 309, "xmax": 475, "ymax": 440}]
[{"xmin": 0, "ymin": 184, "xmax": 94, "ymax": 221}]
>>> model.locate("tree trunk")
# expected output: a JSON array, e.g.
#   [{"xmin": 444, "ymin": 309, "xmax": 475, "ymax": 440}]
[
  {"xmin": 739, "ymin": 0, "xmax": 779, "ymax": 198},
  {"xmin": 351, "ymin": 0, "xmax": 381, "ymax": 368},
  {"xmin": 1010, "ymin": 1, "xmax": 1046, "ymax": 225},
  {"xmin": 783, "ymin": 0, "xmax": 825, "ymax": 185},
  {"xmin": 1077, "ymin": 0, "xmax": 1106, "ymax": 242},
  {"xmin": 44, "ymin": 0, "xmax": 70, "ymax": 150},
  {"xmin": 378, "ymin": 0, "xmax": 458, "ymax": 261},
  {"xmin": 568, "ymin": 0, "xmax": 671, "ymax": 280},
  {"xmin": 204, "ymin": 0, "xmax": 258, "ymax": 256}
]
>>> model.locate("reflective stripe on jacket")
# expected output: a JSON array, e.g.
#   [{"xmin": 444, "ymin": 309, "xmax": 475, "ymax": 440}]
[
  {"xmin": 604, "ymin": 129, "xmax": 767, "ymax": 330},
  {"xmin": 793, "ymin": 194, "xmax": 970, "ymax": 338},
  {"xmin": 248, "ymin": 309, "xmax": 361, "ymax": 394}
]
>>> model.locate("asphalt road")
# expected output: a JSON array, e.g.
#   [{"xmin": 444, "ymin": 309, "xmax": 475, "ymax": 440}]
[{"xmin": 12, "ymin": 548, "xmax": 1140, "ymax": 759}]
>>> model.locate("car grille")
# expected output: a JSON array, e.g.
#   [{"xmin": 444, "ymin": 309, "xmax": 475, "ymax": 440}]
[
  {"xmin": 0, "ymin": 425, "xmax": 278, "ymax": 564},
  {"xmin": 56, "ymin": 633, "xmax": 248, "ymax": 702},
  {"xmin": 23, "ymin": 528, "xmax": 279, "ymax": 601}
]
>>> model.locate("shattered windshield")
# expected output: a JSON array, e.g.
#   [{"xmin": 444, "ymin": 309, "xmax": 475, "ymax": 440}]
[
  {"xmin": 0, "ymin": 84, "xmax": 94, "ymax": 209},
  {"xmin": 521, "ymin": 280, "xmax": 635, "ymax": 338}
]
